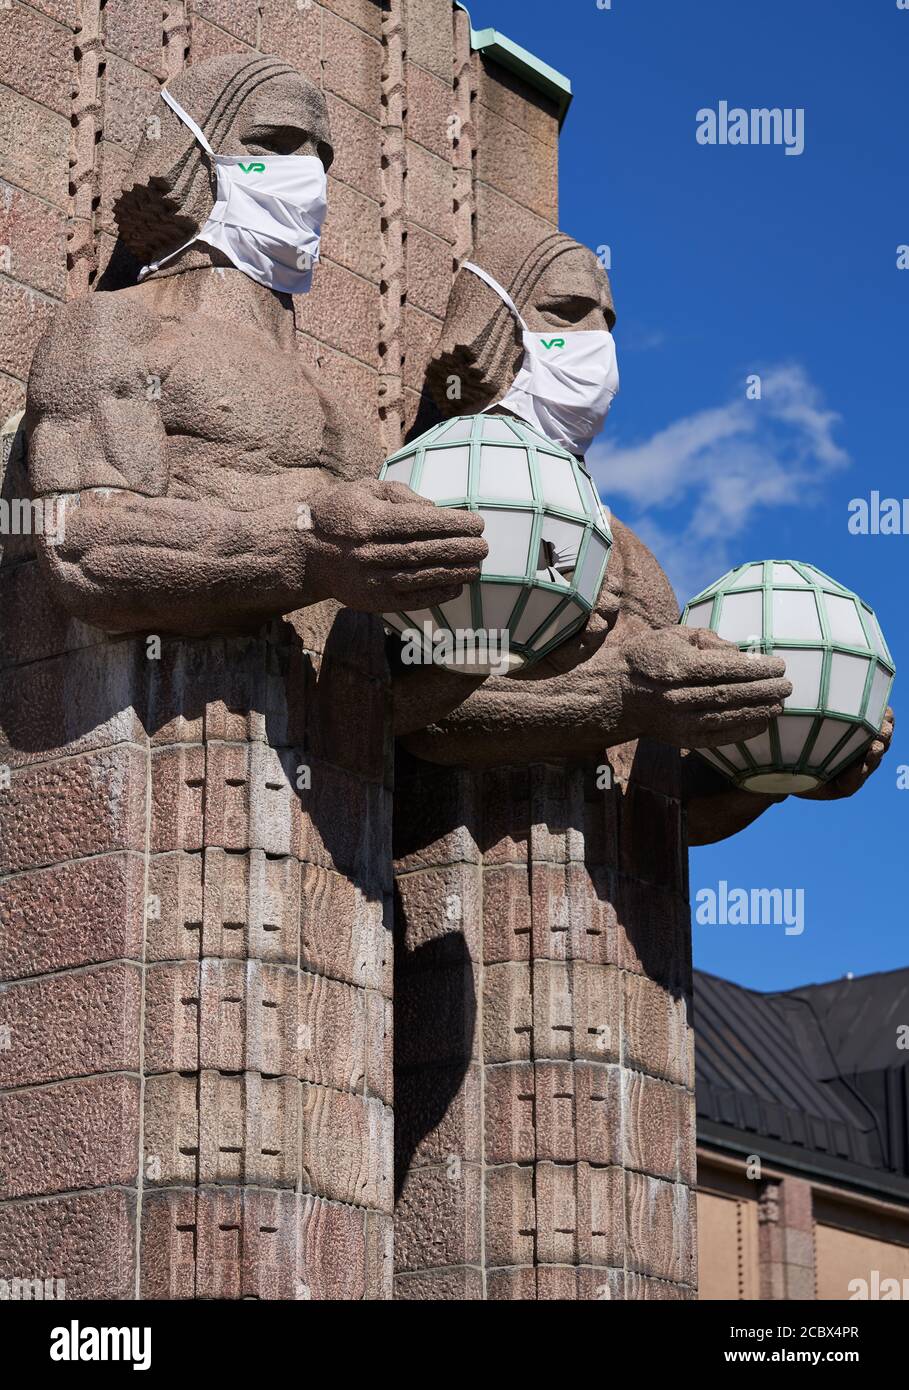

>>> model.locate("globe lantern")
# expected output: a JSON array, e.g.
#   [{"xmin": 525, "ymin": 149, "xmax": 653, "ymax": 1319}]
[
  {"xmin": 681, "ymin": 560, "xmax": 895, "ymax": 793},
  {"xmin": 380, "ymin": 413, "xmax": 613, "ymax": 674}
]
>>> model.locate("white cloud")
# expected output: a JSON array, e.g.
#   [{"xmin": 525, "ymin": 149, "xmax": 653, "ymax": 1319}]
[{"xmin": 588, "ymin": 364, "xmax": 849, "ymax": 600}]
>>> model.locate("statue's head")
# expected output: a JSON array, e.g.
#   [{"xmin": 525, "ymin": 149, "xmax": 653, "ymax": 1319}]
[
  {"xmin": 115, "ymin": 54, "xmax": 333, "ymax": 265},
  {"xmin": 425, "ymin": 230, "xmax": 616, "ymax": 416}
]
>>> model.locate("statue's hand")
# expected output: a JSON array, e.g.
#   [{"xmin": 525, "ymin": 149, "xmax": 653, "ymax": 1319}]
[
  {"xmin": 304, "ymin": 478, "xmax": 487, "ymax": 612},
  {"xmin": 623, "ymin": 626, "xmax": 792, "ymax": 748},
  {"xmin": 797, "ymin": 706, "xmax": 895, "ymax": 801}
]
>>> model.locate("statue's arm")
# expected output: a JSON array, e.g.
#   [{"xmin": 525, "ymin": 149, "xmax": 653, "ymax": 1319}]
[
  {"xmin": 681, "ymin": 749, "xmax": 786, "ymax": 844},
  {"xmin": 25, "ymin": 300, "xmax": 486, "ymax": 634},
  {"xmin": 393, "ymin": 518, "xmax": 792, "ymax": 767}
]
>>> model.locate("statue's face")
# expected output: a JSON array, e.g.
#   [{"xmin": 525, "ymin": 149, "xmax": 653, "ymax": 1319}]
[
  {"xmin": 117, "ymin": 67, "xmax": 333, "ymax": 262},
  {"xmin": 521, "ymin": 245, "xmax": 614, "ymax": 332},
  {"xmin": 216, "ymin": 72, "xmax": 333, "ymax": 166},
  {"xmin": 425, "ymin": 236, "xmax": 615, "ymax": 417}
]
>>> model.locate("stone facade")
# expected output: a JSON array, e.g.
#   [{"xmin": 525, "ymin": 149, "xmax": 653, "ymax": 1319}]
[{"xmin": 0, "ymin": 0, "xmax": 698, "ymax": 1299}]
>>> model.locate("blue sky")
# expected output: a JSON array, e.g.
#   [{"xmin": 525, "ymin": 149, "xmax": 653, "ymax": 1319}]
[{"xmin": 470, "ymin": 0, "xmax": 909, "ymax": 991}]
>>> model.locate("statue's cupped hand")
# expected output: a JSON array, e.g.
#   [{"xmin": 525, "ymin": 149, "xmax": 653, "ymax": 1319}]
[
  {"xmin": 621, "ymin": 625, "xmax": 792, "ymax": 749},
  {"xmin": 303, "ymin": 478, "xmax": 488, "ymax": 614}
]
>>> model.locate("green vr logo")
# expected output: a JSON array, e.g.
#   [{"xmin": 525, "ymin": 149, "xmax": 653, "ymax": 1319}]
[
  {"xmin": 541, "ymin": 337, "xmax": 565, "ymax": 350},
  {"xmin": 238, "ymin": 161, "xmax": 266, "ymax": 173}
]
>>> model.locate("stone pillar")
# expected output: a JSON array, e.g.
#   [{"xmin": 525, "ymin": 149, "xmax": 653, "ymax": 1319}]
[
  {"xmin": 393, "ymin": 741, "xmax": 698, "ymax": 1299},
  {"xmin": 0, "ymin": 423, "xmax": 393, "ymax": 1296},
  {"xmin": 758, "ymin": 1175, "xmax": 816, "ymax": 1300}
]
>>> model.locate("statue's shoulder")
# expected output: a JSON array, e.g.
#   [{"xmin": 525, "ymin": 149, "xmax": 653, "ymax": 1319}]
[
  {"xmin": 609, "ymin": 515, "xmax": 681, "ymax": 626},
  {"xmin": 37, "ymin": 289, "xmax": 156, "ymax": 365},
  {"xmin": 29, "ymin": 290, "xmax": 157, "ymax": 410}
]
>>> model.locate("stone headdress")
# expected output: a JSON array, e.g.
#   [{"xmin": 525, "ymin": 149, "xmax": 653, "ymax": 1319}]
[
  {"xmin": 425, "ymin": 228, "xmax": 616, "ymax": 417},
  {"xmin": 114, "ymin": 54, "xmax": 333, "ymax": 266}
]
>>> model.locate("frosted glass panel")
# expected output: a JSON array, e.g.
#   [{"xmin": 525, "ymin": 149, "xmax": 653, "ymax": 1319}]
[
  {"xmin": 512, "ymin": 589, "xmax": 565, "ymax": 643},
  {"xmin": 481, "ymin": 583, "xmax": 523, "ymax": 634},
  {"xmin": 479, "ymin": 508, "xmax": 533, "ymax": 576},
  {"xmin": 777, "ymin": 715, "xmax": 814, "ymax": 762},
  {"xmin": 772, "ymin": 588, "xmax": 821, "ymax": 640},
  {"xmin": 438, "ymin": 418, "xmax": 474, "ymax": 442},
  {"xmin": 400, "ymin": 608, "xmax": 437, "ymax": 633},
  {"xmin": 478, "ymin": 446, "xmax": 533, "ymax": 500},
  {"xmin": 731, "ymin": 564, "xmax": 764, "ymax": 588},
  {"xmin": 384, "ymin": 459, "xmax": 413, "ymax": 486},
  {"xmin": 533, "ymin": 600, "xmax": 584, "ymax": 651},
  {"xmin": 775, "ymin": 647, "xmax": 822, "ymax": 709},
  {"xmin": 576, "ymin": 533, "xmax": 610, "ymax": 603},
  {"xmin": 865, "ymin": 609, "xmax": 892, "ymax": 662},
  {"xmin": 539, "ymin": 516, "xmax": 586, "ymax": 570},
  {"xmin": 827, "ymin": 727, "xmax": 871, "ymax": 774},
  {"xmin": 417, "ymin": 446, "xmax": 470, "ymax": 501},
  {"xmin": 824, "ymin": 594, "xmax": 867, "ymax": 647},
  {"xmin": 744, "ymin": 731, "xmax": 773, "ymax": 765},
  {"xmin": 685, "ymin": 599, "xmax": 714, "ymax": 630},
  {"xmin": 577, "ymin": 470, "xmax": 603, "ymax": 522},
  {"xmin": 807, "ymin": 718, "xmax": 852, "ymax": 767},
  {"xmin": 481, "ymin": 417, "xmax": 521, "ymax": 442},
  {"xmin": 866, "ymin": 663, "xmax": 891, "ymax": 730},
  {"xmin": 827, "ymin": 652, "xmax": 870, "ymax": 716},
  {"xmin": 803, "ymin": 565, "xmax": 845, "ymax": 592},
  {"xmin": 772, "ymin": 563, "xmax": 807, "ymax": 585},
  {"xmin": 717, "ymin": 590, "xmax": 763, "ymax": 642},
  {"xmin": 715, "ymin": 744, "xmax": 747, "ymax": 770},
  {"xmin": 383, "ymin": 613, "xmax": 407, "ymax": 633},
  {"xmin": 438, "ymin": 588, "xmax": 473, "ymax": 634},
  {"xmin": 536, "ymin": 454, "xmax": 584, "ymax": 511}
]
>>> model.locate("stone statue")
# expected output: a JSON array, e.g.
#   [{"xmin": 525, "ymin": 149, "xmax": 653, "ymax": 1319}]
[
  {"xmin": 26, "ymin": 54, "xmax": 486, "ymax": 638},
  {"xmin": 13, "ymin": 53, "xmax": 488, "ymax": 1301},
  {"xmin": 394, "ymin": 225, "xmax": 893, "ymax": 838},
  {"xmin": 389, "ymin": 227, "xmax": 893, "ymax": 1297}
]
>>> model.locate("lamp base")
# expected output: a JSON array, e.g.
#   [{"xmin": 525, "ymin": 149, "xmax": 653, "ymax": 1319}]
[
  {"xmin": 741, "ymin": 771, "xmax": 821, "ymax": 794},
  {"xmin": 435, "ymin": 650, "xmax": 527, "ymax": 676}
]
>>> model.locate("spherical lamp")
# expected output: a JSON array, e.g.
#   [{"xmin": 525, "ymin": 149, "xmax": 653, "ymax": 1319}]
[
  {"xmin": 681, "ymin": 560, "xmax": 895, "ymax": 794},
  {"xmin": 380, "ymin": 413, "xmax": 613, "ymax": 674}
]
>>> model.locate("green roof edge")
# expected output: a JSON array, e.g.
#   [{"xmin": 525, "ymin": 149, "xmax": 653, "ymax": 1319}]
[{"xmin": 454, "ymin": 2, "xmax": 573, "ymax": 129}]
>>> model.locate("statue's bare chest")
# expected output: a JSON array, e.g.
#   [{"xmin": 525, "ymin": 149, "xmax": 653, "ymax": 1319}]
[{"xmin": 147, "ymin": 312, "xmax": 327, "ymax": 486}]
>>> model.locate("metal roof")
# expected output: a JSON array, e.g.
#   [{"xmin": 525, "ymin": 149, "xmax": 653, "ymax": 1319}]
[{"xmin": 693, "ymin": 967, "xmax": 909, "ymax": 1202}]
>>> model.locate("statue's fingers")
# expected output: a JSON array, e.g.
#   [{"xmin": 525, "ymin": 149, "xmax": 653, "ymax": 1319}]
[
  {"xmin": 637, "ymin": 637, "xmax": 787, "ymax": 685},
  {"xmin": 369, "ymin": 498, "xmax": 485, "ymax": 539},
  {"xmin": 683, "ymin": 709, "xmax": 785, "ymax": 746},
  {"xmin": 381, "ymin": 565, "xmax": 479, "ymax": 594},
  {"xmin": 659, "ymin": 677, "xmax": 791, "ymax": 711},
  {"xmin": 363, "ymin": 537, "xmax": 488, "ymax": 569},
  {"xmin": 384, "ymin": 583, "xmax": 467, "ymax": 610}
]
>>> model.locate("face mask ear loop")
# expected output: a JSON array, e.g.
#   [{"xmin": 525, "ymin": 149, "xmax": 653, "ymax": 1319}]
[
  {"xmin": 461, "ymin": 261, "xmax": 536, "ymax": 421},
  {"xmin": 160, "ymin": 87, "xmax": 216, "ymax": 156},
  {"xmin": 138, "ymin": 89, "xmax": 217, "ymax": 281},
  {"xmin": 461, "ymin": 261, "xmax": 529, "ymax": 332}
]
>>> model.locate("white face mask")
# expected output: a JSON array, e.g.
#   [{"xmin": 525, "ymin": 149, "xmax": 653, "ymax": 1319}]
[
  {"xmin": 462, "ymin": 261, "xmax": 619, "ymax": 458},
  {"xmin": 138, "ymin": 88, "xmax": 327, "ymax": 295}
]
